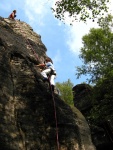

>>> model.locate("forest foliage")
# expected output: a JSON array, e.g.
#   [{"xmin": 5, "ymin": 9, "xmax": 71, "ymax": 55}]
[
  {"xmin": 76, "ymin": 14, "xmax": 113, "ymax": 124},
  {"xmin": 76, "ymin": 14, "xmax": 113, "ymax": 84},
  {"xmin": 52, "ymin": 0, "xmax": 110, "ymax": 23},
  {"xmin": 56, "ymin": 79, "xmax": 74, "ymax": 106}
]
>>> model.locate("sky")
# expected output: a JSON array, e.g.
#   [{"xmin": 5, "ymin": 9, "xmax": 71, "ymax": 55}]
[{"xmin": 0, "ymin": 0, "xmax": 113, "ymax": 86}]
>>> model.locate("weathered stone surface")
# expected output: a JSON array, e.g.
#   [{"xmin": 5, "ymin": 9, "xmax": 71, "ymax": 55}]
[
  {"xmin": 0, "ymin": 17, "xmax": 95, "ymax": 150},
  {"xmin": 72, "ymin": 84, "xmax": 92, "ymax": 112},
  {"xmin": 73, "ymin": 84, "xmax": 113, "ymax": 150}
]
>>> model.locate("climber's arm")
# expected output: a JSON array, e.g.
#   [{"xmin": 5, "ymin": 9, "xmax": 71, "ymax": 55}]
[
  {"xmin": 36, "ymin": 64, "xmax": 46, "ymax": 70},
  {"xmin": 37, "ymin": 64, "xmax": 46, "ymax": 67}
]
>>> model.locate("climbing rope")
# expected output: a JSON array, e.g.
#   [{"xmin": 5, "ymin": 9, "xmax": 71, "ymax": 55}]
[
  {"xmin": 14, "ymin": 20, "xmax": 60, "ymax": 149},
  {"xmin": 48, "ymin": 79, "xmax": 60, "ymax": 150}
]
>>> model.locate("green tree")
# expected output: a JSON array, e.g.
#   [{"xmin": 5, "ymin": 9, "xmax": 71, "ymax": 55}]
[
  {"xmin": 76, "ymin": 15, "xmax": 113, "ymax": 83},
  {"xmin": 56, "ymin": 79, "xmax": 74, "ymax": 106},
  {"xmin": 52, "ymin": 0, "xmax": 110, "ymax": 23},
  {"xmin": 88, "ymin": 74, "xmax": 113, "ymax": 125}
]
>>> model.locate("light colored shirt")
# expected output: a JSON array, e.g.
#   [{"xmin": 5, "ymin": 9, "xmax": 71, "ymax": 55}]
[{"xmin": 46, "ymin": 62, "xmax": 55, "ymax": 70}]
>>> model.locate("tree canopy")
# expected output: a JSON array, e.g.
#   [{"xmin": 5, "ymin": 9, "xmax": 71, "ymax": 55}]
[
  {"xmin": 52, "ymin": 0, "xmax": 110, "ymax": 23},
  {"xmin": 76, "ymin": 15, "xmax": 113, "ymax": 83},
  {"xmin": 56, "ymin": 79, "xmax": 74, "ymax": 106}
]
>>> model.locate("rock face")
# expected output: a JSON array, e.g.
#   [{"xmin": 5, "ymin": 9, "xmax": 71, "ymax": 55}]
[
  {"xmin": 73, "ymin": 84, "xmax": 113, "ymax": 150},
  {"xmin": 0, "ymin": 17, "xmax": 95, "ymax": 150},
  {"xmin": 72, "ymin": 84, "xmax": 92, "ymax": 113}
]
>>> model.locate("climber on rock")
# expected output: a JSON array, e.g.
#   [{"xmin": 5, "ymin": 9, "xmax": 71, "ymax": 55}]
[
  {"xmin": 37, "ymin": 57, "xmax": 56, "ymax": 92},
  {"xmin": 8, "ymin": 10, "xmax": 17, "ymax": 20}
]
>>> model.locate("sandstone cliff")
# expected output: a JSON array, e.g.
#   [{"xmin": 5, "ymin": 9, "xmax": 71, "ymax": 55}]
[
  {"xmin": 73, "ymin": 84, "xmax": 113, "ymax": 150},
  {"xmin": 0, "ymin": 17, "xmax": 95, "ymax": 150}
]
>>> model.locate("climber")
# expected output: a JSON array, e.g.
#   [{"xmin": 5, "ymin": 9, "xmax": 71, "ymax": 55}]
[
  {"xmin": 8, "ymin": 10, "xmax": 17, "ymax": 20},
  {"xmin": 37, "ymin": 57, "xmax": 56, "ymax": 92}
]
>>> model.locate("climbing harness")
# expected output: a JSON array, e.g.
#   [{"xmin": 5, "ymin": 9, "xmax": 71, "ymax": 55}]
[{"xmin": 14, "ymin": 20, "xmax": 60, "ymax": 149}]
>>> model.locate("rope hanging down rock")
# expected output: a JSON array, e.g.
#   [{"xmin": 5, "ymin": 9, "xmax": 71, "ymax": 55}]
[{"xmin": 14, "ymin": 20, "xmax": 60, "ymax": 150}]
